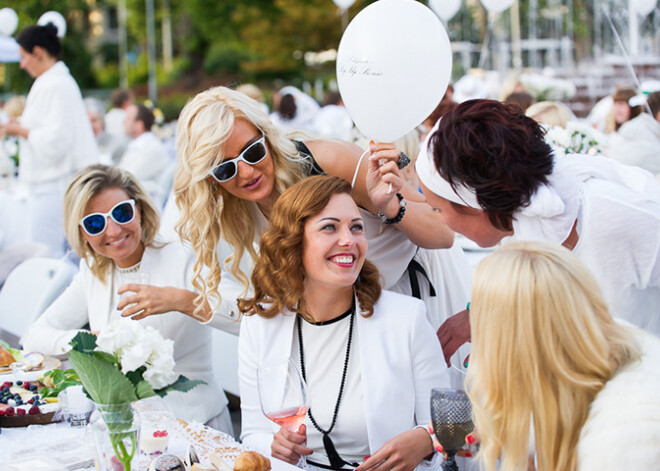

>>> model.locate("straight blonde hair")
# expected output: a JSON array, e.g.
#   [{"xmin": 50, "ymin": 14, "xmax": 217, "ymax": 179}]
[
  {"xmin": 174, "ymin": 86, "xmax": 312, "ymax": 313},
  {"xmin": 466, "ymin": 241, "xmax": 639, "ymax": 471}
]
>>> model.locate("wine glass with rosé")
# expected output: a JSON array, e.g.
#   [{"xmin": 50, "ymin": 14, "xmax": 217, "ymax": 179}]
[{"xmin": 258, "ymin": 358, "xmax": 310, "ymax": 468}]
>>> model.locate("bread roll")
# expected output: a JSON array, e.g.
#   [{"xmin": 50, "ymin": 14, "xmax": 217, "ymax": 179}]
[
  {"xmin": 233, "ymin": 451, "xmax": 271, "ymax": 471},
  {"xmin": 0, "ymin": 345, "xmax": 15, "ymax": 367}
]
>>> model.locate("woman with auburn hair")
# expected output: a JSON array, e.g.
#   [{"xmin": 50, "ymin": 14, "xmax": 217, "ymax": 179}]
[
  {"xmin": 238, "ymin": 175, "xmax": 449, "ymax": 470},
  {"xmin": 413, "ymin": 99, "xmax": 660, "ymax": 365},
  {"xmin": 172, "ymin": 86, "xmax": 471, "ymax": 341},
  {"xmin": 22, "ymin": 164, "xmax": 240, "ymax": 432},
  {"xmin": 463, "ymin": 241, "xmax": 660, "ymax": 471}
]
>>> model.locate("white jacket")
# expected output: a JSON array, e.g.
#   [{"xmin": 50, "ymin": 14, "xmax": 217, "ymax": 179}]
[
  {"xmin": 239, "ymin": 290, "xmax": 448, "ymax": 470},
  {"xmin": 22, "ymin": 241, "xmax": 241, "ymax": 424},
  {"xmin": 578, "ymin": 328, "xmax": 660, "ymax": 470},
  {"xmin": 19, "ymin": 61, "xmax": 98, "ymax": 186}
]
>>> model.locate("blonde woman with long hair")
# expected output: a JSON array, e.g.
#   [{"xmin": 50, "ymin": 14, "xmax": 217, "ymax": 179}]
[
  {"xmin": 465, "ymin": 241, "xmax": 660, "ymax": 471},
  {"xmin": 171, "ymin": 86, "xmax": 471, "ymax": 343}
]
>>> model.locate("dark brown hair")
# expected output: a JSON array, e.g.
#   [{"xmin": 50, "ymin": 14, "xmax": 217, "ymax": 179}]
[
  {"xmin": 17, "ymin": 23, "xmax": 60, "ymax": 59},
  {"xmin": 430, "ymin": 99, "xmax": 554, "ymax": 231},
  {"xmin": 135, "ymin": 104, "xmax": 155, "ymax": 131},
  {"xmin": 238, "ymin": 175, "xmax": 381, "ymax": 320}
]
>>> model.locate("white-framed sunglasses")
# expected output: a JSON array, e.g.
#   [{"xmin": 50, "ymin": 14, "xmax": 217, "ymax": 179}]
[
  {"xmin": 80, "ymin": 199, "xmax": 137, "ymax": 236},
  {"xmin": 209, "ymin": 131, "xmax": 268, "ymax": 183}
]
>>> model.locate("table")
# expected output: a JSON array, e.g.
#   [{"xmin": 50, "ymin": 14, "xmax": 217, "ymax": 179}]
[{"xmin": 0, "ymin": 419, "xmax": 298, "ymax": 471}]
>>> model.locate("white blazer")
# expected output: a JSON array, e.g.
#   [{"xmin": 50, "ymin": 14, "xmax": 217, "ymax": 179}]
[
  {"xmin": 239, "ymin": 290, "xmax": 448, "ymax": 469},
  {"xmin": 22, "ymin": 241, "xmax": 242, "ymax": 424}
]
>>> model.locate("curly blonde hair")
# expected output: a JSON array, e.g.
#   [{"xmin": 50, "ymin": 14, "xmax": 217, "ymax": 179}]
[
  {"xmin": 238, "ymin": 176, "xmax": 381, "ymax": 321},
  {"xmin": 174, "ymin": 86, "xmax": 312, "ymax": 312},
  {"xmin": 467, "ymin": 241, "xmax": 639, "ymax": 471},
  {"xmin": 64, "ymin": 164, "xmax": 161, "ymax": 282}
]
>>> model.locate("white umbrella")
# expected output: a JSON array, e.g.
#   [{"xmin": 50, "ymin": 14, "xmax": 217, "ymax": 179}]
[{"xmin": 0, "ymin": 35, "xmax": 19, "ymax": 63}]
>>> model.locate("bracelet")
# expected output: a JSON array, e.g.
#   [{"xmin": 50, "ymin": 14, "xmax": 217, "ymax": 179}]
[{"xmin": 378, "ymin": 193, "xmax": 406, "ymax": 224}]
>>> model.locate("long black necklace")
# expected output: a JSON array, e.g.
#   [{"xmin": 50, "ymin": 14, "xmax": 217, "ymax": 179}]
[{"xmin": 297, "ymin": 301, "xmax": 359, "ymax": 470}]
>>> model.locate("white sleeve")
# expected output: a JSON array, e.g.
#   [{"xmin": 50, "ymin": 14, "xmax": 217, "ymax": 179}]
[
  {"xmin": 21, "ymin": 267, "xmax": 90, "ymax": 355},
  {"xmin": 24, "ymin": 79, "xmax": 77, "ymax": 169},
  {"xmin": 238, "ymin": 316, "xmax": 276, "ymax": 455}
]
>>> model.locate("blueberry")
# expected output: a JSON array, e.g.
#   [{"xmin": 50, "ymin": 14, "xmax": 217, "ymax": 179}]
[
  {"xmin": 30, "ymin": 385, "xmax": 37, "ymax": 391},
  {"xmin": 16, "ymin": 380, "xmax": 22, "ymax": 386}
]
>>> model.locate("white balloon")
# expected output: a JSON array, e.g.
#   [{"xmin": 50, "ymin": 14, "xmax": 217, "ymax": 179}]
[
  {"xmin": 38, "ymin": 11, "xmax": 67, "ymax": 38},
  {"xmin": 333, "ymin": 0, "xmax": 356, "ymax": 9},
  {"xmin": 337, "ymin": 0, "xmax": 452, "ymax": 142},
  {"xmin": 0, "ymin": 8, "xmax": 19, "ymax": 37},
  {"xmin": 429, "ymin": 0, "xmax": 461, "ymax": 21},
  {"xmin": 633, "ymin": 0, "xmax": 657, "ymax": 16},
  {"xmin": 480, "ymin": 0, "xmax": 514, "ymax": 13}
]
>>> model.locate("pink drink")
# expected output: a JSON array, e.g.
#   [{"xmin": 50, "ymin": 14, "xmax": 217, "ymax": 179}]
[{"xmin": 265, "ymin": 405, "xmax": 309, "ymax": 431}]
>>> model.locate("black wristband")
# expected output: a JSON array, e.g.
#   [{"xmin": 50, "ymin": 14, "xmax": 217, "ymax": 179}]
[{"xmin": 378, "ymin": 193, "xmax": 406, "ymax": 224}]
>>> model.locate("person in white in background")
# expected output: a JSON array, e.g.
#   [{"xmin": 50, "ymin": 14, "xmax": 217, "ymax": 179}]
[
  {"xmin": 105, "ymin": 88, "xmax": 133, "ymax": 144},
  {"xmin": 312, "ymin": 91, "xmax": 354, "ymax": 141},
  {"xmin": 85, "ymin": 98, "xmax": 126, "ymax": 166},
  {"xmin": 270, "ymin": 86, "xmax": 320, "ymax": 133},
  {"xmin": 608, "ymin": 92, "xmax": 660, "ymax": 178},
  {"xmin": 0, "ymin": 22, "xmax": 98, "ymax": 257},
  {"xmin": 118, "ymin": 103, "xmax": 170, "ymax": 207}
]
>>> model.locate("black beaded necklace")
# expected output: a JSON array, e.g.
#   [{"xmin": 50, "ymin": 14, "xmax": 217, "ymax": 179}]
[{"xmin": 296, "ymin": 300, "xmax": 359, "ymax": 470}]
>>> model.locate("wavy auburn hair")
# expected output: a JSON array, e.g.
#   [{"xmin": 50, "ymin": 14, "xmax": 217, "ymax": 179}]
[
  {"xmin": 64, "ymin": 164, "xmax": 161, "ymax": 282},
  {"xmin": 238, "ymin": 176, "xmax": 381, "ymax": 321},
  {"xmin": 466, "ymin": 241, "xmax": 639, "ymax": 471},
  {"xmin": 174, "ymin": 86, "xmax": 312, "ymax": 313},
  {"xmin": 430, "ymin": 99, "xmax": 554, "ymax": 232}
]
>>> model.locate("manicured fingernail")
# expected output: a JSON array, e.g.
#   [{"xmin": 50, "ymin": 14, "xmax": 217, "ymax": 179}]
[
  {"xmin": 363, "ymin": 456, "xmax": 370, "ymax": 461},
  {"xmin": 466, "ymin": 435, "xmax": 475, "ymax": 445},
  {"xmin": 463, "ymin": 355, "xmax": 470, "ymax": 368},
  {"xmin": 428, "ymin": 425, "xmax": 434, "ymax": 435},
  {"xmin": 465, "ymin": 452, "xmax": 472, "ymax": 458},
  {"xmin": 435, "ymin": 446, "xmax": 444, "ymax": 453}
]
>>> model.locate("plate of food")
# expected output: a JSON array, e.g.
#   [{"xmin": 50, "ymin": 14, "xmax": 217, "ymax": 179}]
[{"xmin": 0, "ymin": 341, "xmax": 62, "ymax": 378}]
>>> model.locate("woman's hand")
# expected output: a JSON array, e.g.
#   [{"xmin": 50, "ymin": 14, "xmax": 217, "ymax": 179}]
[
  {"xmin": 118, "ymin": 284, "xmax": 214, "ymax": 322},
  {"xmin": 359, "ymin": 427, "xmax": 433, "ymax": 471},
  {"xmin": 436, "ymin": 309, "xmax": 471, "ymax": 366},
  {"xmin": 0, "ymin": 121, "xmax": 29, "ymax": 139},
  {"xmin": 428, "ymin": 421, "xmax": 479, "ymax": 459},
  {"xmin": 271, "ymin": 424, "xmax": 313, "ymax": 465},
  {"xmin": 366, "ymin": 142, "xmax": 406, "ymax": 218}
]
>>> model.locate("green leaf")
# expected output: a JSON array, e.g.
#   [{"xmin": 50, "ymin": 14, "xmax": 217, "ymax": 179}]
[
  {"xmin": 154, "ymin": 375, "xmax": 205, "ymax": 397},
  {"xmin": 125, "ymin": 367, "xmax": 147, "ymax": 387},
  {"xmin": 93, "ymin": 351, "xmax": 117, "ymax": 365},
  {"xmin": 68, "ymin": 350, "xmax": 137, "ymax": 405},
  {"xmin": 135, "ymin": 380, "xmax": 156, "ymax": 399},
  {"xmin": 69, "ymin": 332, "xmax": 98, "ymax": 353}
]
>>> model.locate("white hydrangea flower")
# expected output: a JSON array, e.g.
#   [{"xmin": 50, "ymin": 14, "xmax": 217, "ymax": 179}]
[
  {"xmin": 144, "ymin": 339, "xmax": 177, "ymax": 389},
  {"xmin": 96, "ymin": 318, "xmax": 140, "ymax": 355}
]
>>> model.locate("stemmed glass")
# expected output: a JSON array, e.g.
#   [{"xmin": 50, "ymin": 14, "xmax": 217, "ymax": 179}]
[
  {"xmin": 258, "ymin": 358, "xmax": 311, "ymax": 469},
  {"xmin": 430, "ymin": 388, "xmax": 474, "ymax": 471}
]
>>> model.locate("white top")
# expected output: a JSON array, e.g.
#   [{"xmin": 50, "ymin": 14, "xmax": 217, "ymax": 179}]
[
  {"xmin": 608, "ymin": 113, "xmax": 660, "ymax": 177},
  {"xmin": 569, "ymin": 175, "xmax": 660, "ymax": 336},
  {"xmin": 22, "ymin": 241, "xmax": 241, "ymax": 424},
  {"xmin": 19, "ymin": 61, "xmax": 98, "ymax": 185},
  {"xmin": 104, "ymin": 108, "xmax": 128, "ymax": 142},
  {"xmin": 577, "ymin": 328, "xmax": 660, "ymax": 470},
  {"xmin": 292, "ymin": 311, "xmax": 369, "ymax": 467},
  {"xmin": 118, "ymin": 131, "xmax": 170, "ymax": 200},
  {"xmin": 239, "ymin": 290, "xmax": 447, "ymax": 471}
]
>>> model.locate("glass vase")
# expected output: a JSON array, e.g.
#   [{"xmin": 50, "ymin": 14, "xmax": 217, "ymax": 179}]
[{"xmin": 89, "ymin": 402, "xmax": 141, "ymax": 471}]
